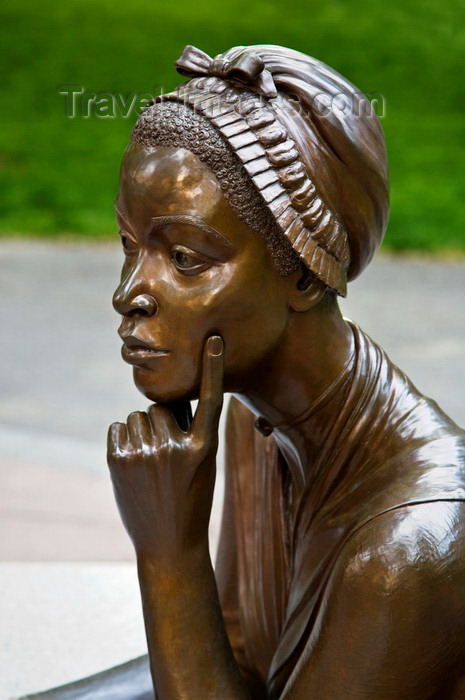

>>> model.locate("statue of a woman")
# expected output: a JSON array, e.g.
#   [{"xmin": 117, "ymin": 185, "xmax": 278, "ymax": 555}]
[{"xmin": 32, "ymin": 44, "xmax": 465, "ymax": 699}]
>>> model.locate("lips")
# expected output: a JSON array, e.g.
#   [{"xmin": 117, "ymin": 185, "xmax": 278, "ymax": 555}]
[{"xmin": 120, "ymin": 334, "xmax": 170, "ymax": 367}]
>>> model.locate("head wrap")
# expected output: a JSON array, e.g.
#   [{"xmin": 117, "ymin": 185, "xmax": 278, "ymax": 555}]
[{"xmin": 153, "ymin": 44, "xmax": 389, "ymax": 296}]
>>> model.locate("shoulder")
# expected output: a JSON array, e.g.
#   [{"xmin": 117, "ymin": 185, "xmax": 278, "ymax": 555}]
[
  {"xmin": 279, "ymin": 501, "xmax": 465, "ymax": 697},
  {"xmin": 284, "ymin": 501, "xmax": 465, "ymax": 697},
  {"xmin": 339, "ymin": 500, "xmax": 465, "ymax": 601},
  {"xmin": 327, "ymin": 500, "xmax": 465, "ymax": 657}
]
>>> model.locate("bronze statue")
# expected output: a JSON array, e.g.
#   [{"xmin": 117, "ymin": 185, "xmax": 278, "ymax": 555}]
[{"xmin": 31, "ymin": 45, "xmax": 465, "ymax": 699}]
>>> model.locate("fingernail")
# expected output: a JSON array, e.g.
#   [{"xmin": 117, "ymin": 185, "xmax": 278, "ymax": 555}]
[{"xmin": 208, "ymin": 336, "xmax": 223, "ymax": 356}]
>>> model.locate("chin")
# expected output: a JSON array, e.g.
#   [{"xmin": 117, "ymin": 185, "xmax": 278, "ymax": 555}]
[{"xmin": 133, "ymin": 367, "xmax": 198, "ymax": 405}]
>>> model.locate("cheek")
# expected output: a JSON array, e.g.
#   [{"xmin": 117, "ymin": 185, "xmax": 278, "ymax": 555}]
[
  {"xmin": 222, "ymin": 304, "xmax": 288, "ymax": 372},
  {"xmin": 201, "ymin": 277, "xmax": 290, "ymax": 374},
  {"xmin": 152, "ymin": 258, "xmax": 289, "ymax": 374}
]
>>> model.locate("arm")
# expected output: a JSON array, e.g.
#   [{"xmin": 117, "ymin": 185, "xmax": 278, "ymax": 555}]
[
  {"xmin": 281, "ymin": 501, "xmax": 465, "ymax": 699},
  {"xmin": 108, "ymin": 337, "xmax": 250, "ymax": 700}
]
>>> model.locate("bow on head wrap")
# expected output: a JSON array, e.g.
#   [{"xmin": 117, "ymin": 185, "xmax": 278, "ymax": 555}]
[
  {"xmin": 163, "ymin": 45, "xmax": 389, "ymax": 294},
  {"xmin": 176, "ymin": 45, "xmax": 278, "ymax": 99}
]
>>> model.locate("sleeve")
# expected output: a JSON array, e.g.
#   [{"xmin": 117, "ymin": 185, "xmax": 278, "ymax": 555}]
[{"xmin": 215, "ymin": 396, "xmax": 268, "ymax": 699}]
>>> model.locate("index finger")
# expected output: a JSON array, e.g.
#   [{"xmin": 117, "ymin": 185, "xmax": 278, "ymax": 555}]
[{"xmin": 191, "ymin": 335, "xmax": 224, "ymax": 436}]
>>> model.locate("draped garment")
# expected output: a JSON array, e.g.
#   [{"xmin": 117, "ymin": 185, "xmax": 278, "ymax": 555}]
[{"xmin": 219, "ymin": 322, "xmax": 465, "ymax": 697}]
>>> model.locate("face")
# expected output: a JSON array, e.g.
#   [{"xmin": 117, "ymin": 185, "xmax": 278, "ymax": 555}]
[{"xmin": 113, "ymin": 141, "xmax": 298, "ymax": 404}]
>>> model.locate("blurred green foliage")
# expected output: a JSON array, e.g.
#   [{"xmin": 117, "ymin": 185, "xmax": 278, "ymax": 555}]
[{"xmin": 1, "ymin": 0, "xmax": 465, "ymax": 251}]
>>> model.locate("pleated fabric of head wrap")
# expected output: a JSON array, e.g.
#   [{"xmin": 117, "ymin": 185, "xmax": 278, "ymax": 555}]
[{"xmin": 154, "ymin": 44, "xmax": 389, "ymax": 296}]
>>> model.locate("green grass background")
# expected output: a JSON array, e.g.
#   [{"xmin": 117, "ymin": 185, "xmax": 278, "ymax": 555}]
[{"xmin": 1, "ymin": 0, "xmax": 464, "ymax": 252}]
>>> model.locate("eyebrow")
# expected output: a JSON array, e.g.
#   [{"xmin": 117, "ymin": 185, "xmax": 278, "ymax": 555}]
[
  {"xmin": 150, "ymin": 215, "xmax": 235, "ymax": 249},
  {"xmin": 114, "ymin": 206, "xmax": 132, "ymax": 232}
]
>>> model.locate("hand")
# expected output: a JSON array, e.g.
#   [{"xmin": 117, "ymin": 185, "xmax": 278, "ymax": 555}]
[{"xmin": 107, "ymin": 335, "xmax": 224, "ymax": 560}]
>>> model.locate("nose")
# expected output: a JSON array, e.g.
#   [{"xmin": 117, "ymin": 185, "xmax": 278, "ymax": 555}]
[
  {"xmin": 113, "ymin": 261, "xmax": 159, "ymax": 317},
  {"xmin": 113, "ymin": 289, "xmax": 158, "ymax": 317}
]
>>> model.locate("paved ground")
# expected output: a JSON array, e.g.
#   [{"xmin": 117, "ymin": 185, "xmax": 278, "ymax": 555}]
[
  {"xmin": 1, "ymin": 240, "xmax": 464, "ymax": 562},
  {"xmin": 1, "ymin": 562, "xmax": 148, "ymax": 699}
]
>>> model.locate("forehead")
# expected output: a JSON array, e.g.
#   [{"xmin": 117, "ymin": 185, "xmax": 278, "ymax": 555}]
[
  {"xmin": 116, "ymin": 142, "xmax": 224, "ymax": 222},
  {"xmin": 115, "ymin": 141, "xmax": 276, "ymax": 266}
]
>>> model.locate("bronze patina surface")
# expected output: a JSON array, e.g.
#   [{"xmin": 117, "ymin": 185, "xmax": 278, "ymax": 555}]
[{"xmin": 28, "ymin": 45, "xmax": 465, "ymax": 699}]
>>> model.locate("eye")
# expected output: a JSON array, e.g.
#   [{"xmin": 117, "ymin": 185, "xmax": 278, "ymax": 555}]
[
  {"xmin": 171, "ymin": 246, "xmax": 212, "ymax": 275},
  {"xmin": 174, "ymin": 251, "xmax": 193, "ymax": 268},
  {"xmin": 119, "ymin": 230, "xmax": 137, "ymax": 254}
]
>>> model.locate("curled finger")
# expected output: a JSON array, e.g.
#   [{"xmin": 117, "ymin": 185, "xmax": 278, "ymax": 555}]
[
  {"xmin": 147, "ymin": 402, "xmax": 180, "ymax": 440},
  {"xmin": 107, "ymin": 421, "xmax": 128, "ymax": 462},
  {"xmin": 126, "ymin": 410, "xmax": 153, "ymax": 452}
]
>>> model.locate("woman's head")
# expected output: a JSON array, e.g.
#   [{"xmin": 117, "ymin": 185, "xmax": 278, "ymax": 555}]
[
  {"xmin": 113, "ymin": 44, "xmax": 389, "ymax": 401},
  {"xmin": 129, "ymin": 44, "xmax": 390, "ymax": 296}
]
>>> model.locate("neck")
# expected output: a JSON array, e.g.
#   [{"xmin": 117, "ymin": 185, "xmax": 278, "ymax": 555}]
[{"xmin": 235, "ymin": 297, "xmax": 354, "ymax": 490}]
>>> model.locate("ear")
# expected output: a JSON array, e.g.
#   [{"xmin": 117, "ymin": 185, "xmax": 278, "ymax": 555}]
[{"xmin": 288, "ymin": 267, "xmax": 327, "ymax": 312}]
